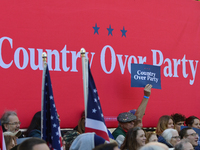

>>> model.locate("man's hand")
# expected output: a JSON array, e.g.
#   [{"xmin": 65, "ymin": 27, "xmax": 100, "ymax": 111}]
[{"xmin": 144, "ymin": 84, "xmax": 152, "ymax": 97}]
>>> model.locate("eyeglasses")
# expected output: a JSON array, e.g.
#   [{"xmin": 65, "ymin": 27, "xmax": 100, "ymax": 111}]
[
  {"xmin": 186, "ymin": 133, "xmax": 198, "ymax": 137},
  {"xmin": 8, "ymin": 122, "xmax": 21, "ymax": 125},
  {"xmin": 172, "ymin": 136, "xmax": 180, "ymax": 139}
]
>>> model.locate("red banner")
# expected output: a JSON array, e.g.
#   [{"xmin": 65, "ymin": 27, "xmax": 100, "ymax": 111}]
[{"xmin": 0, "ymin": 0, "xmax": 200, "ymax": 128}]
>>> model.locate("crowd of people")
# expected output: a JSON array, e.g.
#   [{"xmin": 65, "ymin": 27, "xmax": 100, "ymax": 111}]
[{"xmin": 1, "ymin": 84, "xmax": 200, "ymax": 150}]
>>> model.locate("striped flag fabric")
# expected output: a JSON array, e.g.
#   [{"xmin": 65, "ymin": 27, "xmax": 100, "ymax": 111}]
[
  {"xmin": 85, "ymin": 62, "xmax": 110, "ymax": 141},
  {"xmin": 42, "ymin": 65, "xmax": 63, "ymax": 150},
  {"xmin": 0, "ymin": 122, "xmax": 6, "ymax": 150}
]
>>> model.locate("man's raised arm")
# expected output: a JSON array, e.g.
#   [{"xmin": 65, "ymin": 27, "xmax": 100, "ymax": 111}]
[{"xmin": 134, "ymin": 84, "xmax": 152, "ymax": 120}]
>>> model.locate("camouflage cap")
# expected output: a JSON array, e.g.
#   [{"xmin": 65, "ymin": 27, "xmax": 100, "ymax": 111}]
[
  {"xmin": 117, "ymin": 112, "xmax": 137, "ymax": 123},
  {"xmin": 63, "ymin": 130, "xmax": 80, "ymax": 146}
]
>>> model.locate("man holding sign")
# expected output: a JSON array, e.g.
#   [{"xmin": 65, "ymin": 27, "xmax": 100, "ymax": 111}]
[{"xmin": 112, "ymin": 84, "xmax": 152, "ymax": 147}]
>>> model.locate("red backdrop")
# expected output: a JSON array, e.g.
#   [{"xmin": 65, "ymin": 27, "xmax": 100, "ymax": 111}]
[{"xmin": 0, "ymin": 0, "xmax": 200, "ymax": 128}]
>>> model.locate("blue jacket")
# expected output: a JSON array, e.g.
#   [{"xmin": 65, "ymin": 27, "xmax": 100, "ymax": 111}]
[
  {"xmin": 195, "ymin": 146, "xmax": 200, "ymax": 150},
  {"xmin": 28, "ymin": 129, "xmax": 41, "ymax": 138},
  {"xmin": 158, "ymin": 135, "xmax": 173, "ymax": 148}
]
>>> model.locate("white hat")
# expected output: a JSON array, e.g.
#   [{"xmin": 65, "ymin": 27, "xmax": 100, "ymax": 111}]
[{"xmin": 3, "ymin": 130, "xmax": 22, "ymax": 137}]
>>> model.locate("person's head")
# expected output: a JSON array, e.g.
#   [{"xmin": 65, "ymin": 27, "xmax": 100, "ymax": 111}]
[
  {"xmin": 174, "ymin": 139, "xmax": 194, "ymax": 150},
  {"xmin": 4, "ymin": 135, "xmax": 16, "ymax": 150},
  {"xmin": 3, "ymin": 131, "xmax": 21, "ymax": 146},
  {"xmin": 140, "ymin": 142, "xmax": 168, "ymax": 150},
  {"xmin": 156, "ymin": 115, "xmax": 174, "ymax": 136},
  {"xmin": 145, "ymin": 132, "xmax": 158, "ymax": 143},
  {"xmin": 93, "ymin": 143, "xmax": 119, "ymax": 150},
  {"xmin": 121, "ymin": 127, "xmax": 146, "ymax": 150},
  {"xmin": 161, "ymin": 129, "xmax": 180, "ymax": 147},
  {"xmin": 63, "ymin": 130, "xmax": 80, "ymax": 150},
  {"xmin": 179, "ymin": 127, "xmax": 198, "ymax": 147},
  {"xmin": 117, "ymin": 112, "xmax": 137, "ymax": 131},
  {"xmin": 70, "ymin": 133, "xmax": 105, "ymax": 150},
  {"xmin": 17, "ymin": 138, "xmax": 50, "ymax": 150},
  {"xmin": 77, "ymin": 111, "xmax": 85, "ymax": 134},
  {"xmin": 24, "ymin": 111, "xmax": 41, "ymax": 137},
  {"xmin": 171, "ymin": 113, "xmax": 186, "ymax": 132},
  {"xmin": 185, "ymin": 116, "xmax": 200, "ymax": 129},
  {"xmin": 1, "ymin": 111, "xmax": 20, "ymax": 132}
]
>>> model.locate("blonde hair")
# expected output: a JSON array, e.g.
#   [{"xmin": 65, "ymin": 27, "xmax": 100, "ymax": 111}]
[{"xmin": 4, "ymin": 135, "xmax": 16, "ymax": 149}]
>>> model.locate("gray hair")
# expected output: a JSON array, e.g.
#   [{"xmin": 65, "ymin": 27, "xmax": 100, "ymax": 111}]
[
  {"xmin": 161, "ymin": 128, "xmax": 177, "ymax": 145},
  {"xmin": 174, "ymin": 139, "xmax": 191, "ymax": 150},
  {"xmin": 140, "ymin": 145, "xmax": 165, "ymax": 150},
  {"xmin": 140, "ymin": 142, "xmax": 168, "ymax": 150},
  {"xmin": 1, "ymin": 111, "xmax": 17, "ymax": 125}
]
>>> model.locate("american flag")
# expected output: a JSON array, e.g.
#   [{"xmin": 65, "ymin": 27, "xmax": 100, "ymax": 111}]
[
  {"xmin": 42, "ymin": 65, "xmax": 63, "ymax": 150},
  {"xmin": 0, "ymin": 122, "xmax": 6, "ymax": 150},
  {"xmin": 85, "ymin": 63, "xmax": 110, "ymax": 141}
]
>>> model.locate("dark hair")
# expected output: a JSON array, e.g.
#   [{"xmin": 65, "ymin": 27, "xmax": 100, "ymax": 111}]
[
  {"xmin": 17, "ymin": 138, "xmax": 47, "ymax": 150},
  {"xmin": 156, "ymin": 115, "xmax": 174, "ymax": 136},
  {"xmin": 179, "ymin": 127, "xmax": 192, "ymax": 139},
  {"xmin": 121, "ymin": 127, "xmax": 143, "ymax": 150},
  {"xmin": 185, "ymin": 116, "xmax": 199, "ymax": 127},
  {"xmin": 24, "ymin": 111, "xmax": 41, "ymax": 137},
  {"xmin": 171, "ymin": 113, "xmax": 186, "ymax": 124},
  {"xmin": 93, "ymin": 143, "xmax": 118, "ymax": 150},
  {"xmin": 1, "ymin": 111, "xmax": 17, "ymax": 132}
]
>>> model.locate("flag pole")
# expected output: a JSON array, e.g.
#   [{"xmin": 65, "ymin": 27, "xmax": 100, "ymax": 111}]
[
  {"xmin": 80, "ymin": 48, "xmax": 88, "ymax": 118},
  {"xmin": 41, "ymin": 52, "xmax": 47, "ymax": 139}
]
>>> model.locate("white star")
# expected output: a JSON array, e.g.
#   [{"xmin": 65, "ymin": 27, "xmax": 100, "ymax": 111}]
[
  {"xmin": 50, "ymin": 95, "xmax": 53, "ymax": 100},
  {"xmin": 101, "ymin": 113, "xmax": 104, "ymax": 117},
  {"xmin": 98, "ymin": 96, "xmax": 100, "ymax": 100},
  {"xmin": 93, "ymin": 89, "xmax": 97, "ymax": 93},
  {"xmin": 53, "ymin": 123, "xmax": 57, "ymax": 128},
  {"xmin": 98, "ymin": 106, "xmax": 101, "ymax": 110},
  {"xmin": 56, "ymin": 132, "xmax": 59, "ymax": 136},
  {"xmin": 92, "ymin": 108, "xmax": 97, "ymax": 113},
  {"xmin": 51, "ymin": 116, "xmax": 54, "ymax": 120},
  {"xmin": 45, "ymin": 83, "xmax": 48, "ymax": 86},
  {"xmin": 53, "ymin": 104, "xmax": 55, "ymax": 108},
  {"xmin": 94, "ymin": 98, "xmax": 97, "ymax": 102}
]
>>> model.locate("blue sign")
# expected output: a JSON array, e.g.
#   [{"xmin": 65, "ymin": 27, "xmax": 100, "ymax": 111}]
[
  {"xmin": 181, "ymin": 126, "xmax": 200, "ymax": 136},
  {"xmin": 131, "ymin": 64, "xmax": 161, "ymax": 89}
]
